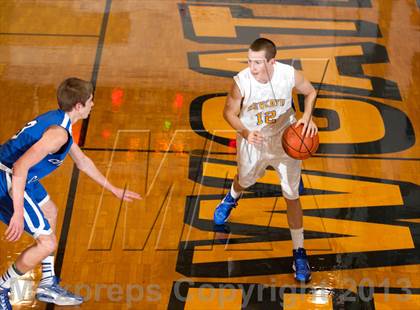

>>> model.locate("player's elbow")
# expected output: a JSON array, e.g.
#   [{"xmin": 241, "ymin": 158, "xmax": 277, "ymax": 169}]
[
  {"xmin": 223, "ymin": 109, "xmax": 229, "ymax": 122},
  {"xmin": 12, "ymin": 161, "xmax": 29, "ymax": 177},
  {"xmin": 309, "ymin": 87, "xmax": 317, "ymax": 98},
  {"xmin": 302, "ymin": 87, "xmax": 316, "ymax": 101},
  {"xmin": 223, "ymin": 108, "xmax": 236, "ymax": 123}
]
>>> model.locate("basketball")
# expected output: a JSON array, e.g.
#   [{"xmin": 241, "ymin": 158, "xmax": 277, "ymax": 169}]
[{"xmin": 282, "ymin": 123, "xmax": 319, "ymax": 160}]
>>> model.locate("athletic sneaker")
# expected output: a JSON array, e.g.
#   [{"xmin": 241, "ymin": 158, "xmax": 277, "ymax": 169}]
[
  {"xmin": 0, "ymin": 287, "xmax": 11, "ymax": 310},
  {"xmin": 292, "ymin": 248, "xmax": 311, "ymax": 282},
  {"xmin": 214, "ymin": 191, "xmax": 239, "ymax": 225},
  {"xmin": 35, "ymin": 277, "xmax": 83, "ymax": 306}
]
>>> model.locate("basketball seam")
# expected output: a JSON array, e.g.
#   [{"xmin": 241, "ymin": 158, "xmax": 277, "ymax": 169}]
[
  {"xmin": 289, "ymin": 125, "xmax": 314, "ymax": 155},
  {"xmin": 282, "ymin": 125, "xmax": 318, "ymax": 160}
]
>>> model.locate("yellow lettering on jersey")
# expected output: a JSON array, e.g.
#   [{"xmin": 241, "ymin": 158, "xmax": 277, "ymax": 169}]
[
  {"xmin": 256, "ymin": 112, "xmax": 264, "ymax": 126},
  {"xmin": 265, "ymin": 110, "xmax": 277, "ymax": 124},
  {"xmin": 247, "ymin": 102, "xmax": 258, "ymax": 112},
  {"xmin": 277, "ymin": 99, "xmax": 286, "ymax": 106},
  {"xmin": 247, "ymin": 99, "xmax": 285, "ymax": 112}
]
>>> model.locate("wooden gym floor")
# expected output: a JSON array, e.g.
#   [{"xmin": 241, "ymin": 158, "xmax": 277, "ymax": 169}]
[{"xmin": 0, "ymin": 0, "xmax": 419, "ymax": 309}]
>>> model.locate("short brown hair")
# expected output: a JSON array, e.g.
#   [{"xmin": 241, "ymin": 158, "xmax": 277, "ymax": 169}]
[
  {"xmin": 57, "ymin": 78, "xmax": 93, "ymax": 112},
  {"xmin": 250, "ymin": 38, "xmax": 276, "ymax": 61}
]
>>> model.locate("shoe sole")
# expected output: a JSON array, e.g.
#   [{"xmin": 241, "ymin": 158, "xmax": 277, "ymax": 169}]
[{"xmin": 36, "ymin": 294, "xmax": 83, "ymax": 306}]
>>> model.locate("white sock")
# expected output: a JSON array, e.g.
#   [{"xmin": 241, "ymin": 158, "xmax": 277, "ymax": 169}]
[
  {"xmin": 290, "ymin": 228, "xmax": 304, "ymax": 250},
  {"xmin": 0, "ymin": 264, "xmax": 23, "ymax": 289},
  {"xmin": 39, "ymin": 255, "xmax": 55, "ymax": 286},
  {"xmin": 230, "ymin": 183, "xmax": 242, "ymax": 199}
]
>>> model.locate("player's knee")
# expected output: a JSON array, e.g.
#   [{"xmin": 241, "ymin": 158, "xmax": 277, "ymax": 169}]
[
  {"xmin": 234, "ymin": 177, "xmax": 247, "ymax": 191},
  {"xmin": 43, "ymin": 202, "xmax": 58, "ymax": 221},
  {"xmin": 237, "ymin": 177, "xmax": 254, "ymax": 189},
  {"xmin": 49, "ymin": 205, "xmax": 58, "ymax": 220},
  {"xmin": 37, "ymin": 234, "xmax": 57, "ymax": 254},
  {"xmin": 282, "ymin": 184, "xmax": 300, "ymax": 201}
]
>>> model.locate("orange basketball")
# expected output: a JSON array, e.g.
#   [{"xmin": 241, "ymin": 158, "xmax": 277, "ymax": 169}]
[{"xmin": 281, "ymin": 124, "xmax": 319, "ymax": 160}]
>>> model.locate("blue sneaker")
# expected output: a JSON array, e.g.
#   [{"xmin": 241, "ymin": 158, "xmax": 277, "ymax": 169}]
[
  {"xmin": 292, "ymin": 248, "xmax": 311, "ymax": 282},
  {"xmin": 0, "ymin": 287, "xmax": 11, "ymax": 310},
  {"xmin": 35, "ymin": 277, "xmax": 83, "ymax": 306},
  {"xmin": 214, "ymin": 191, "xmax": 239, "ymax": 225}
]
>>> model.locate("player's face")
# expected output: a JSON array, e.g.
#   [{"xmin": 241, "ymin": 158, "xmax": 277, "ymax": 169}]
[
  {"xmin": 80, "ymin": 94, "xmax": 94, "ymax": 119},
  {"xmin": 248, "ymin": 49, "xmax": 271, "ymax": 80}
]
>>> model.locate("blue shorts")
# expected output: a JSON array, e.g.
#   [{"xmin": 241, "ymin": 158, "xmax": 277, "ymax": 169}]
[{"xmin": 0, "ymin": 170, "xmax": 52, "ymax": 238}]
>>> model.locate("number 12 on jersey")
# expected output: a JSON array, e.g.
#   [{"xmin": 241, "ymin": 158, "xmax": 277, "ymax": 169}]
[{"xmin": 256, "ymin": 110, "xmax": 277, "ymax": 126}]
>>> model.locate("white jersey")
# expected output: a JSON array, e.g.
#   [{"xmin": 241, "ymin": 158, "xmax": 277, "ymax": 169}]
[{"xmin": 234, "ymin": 62, "xmax": 296, "ymax": 136}]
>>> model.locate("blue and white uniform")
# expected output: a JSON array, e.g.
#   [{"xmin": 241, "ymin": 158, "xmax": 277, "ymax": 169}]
[{"xmin": 0, "ymin": 109, "xmax": 73, "ymax": 238}]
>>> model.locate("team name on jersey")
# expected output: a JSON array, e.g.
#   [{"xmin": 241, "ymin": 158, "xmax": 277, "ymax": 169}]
[{"xmin": 246, "ymin": 99, "xmax": 286, "ymax": 112}]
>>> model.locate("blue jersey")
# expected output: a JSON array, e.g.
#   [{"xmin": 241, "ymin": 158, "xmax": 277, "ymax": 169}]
[{"xmin": 0, "ymin": 109, "xmax": 73, "ymax": 184}]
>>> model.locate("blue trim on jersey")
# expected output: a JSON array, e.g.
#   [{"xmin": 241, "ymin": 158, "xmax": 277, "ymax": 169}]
[{"xmin": 0, "ymin": 109, "xmax": 73, "ymax": 183}]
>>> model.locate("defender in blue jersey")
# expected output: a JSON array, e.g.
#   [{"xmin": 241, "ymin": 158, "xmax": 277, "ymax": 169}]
[{"xmin": 0, "ymin": 78, "xmax": 141, "ymax": 309}]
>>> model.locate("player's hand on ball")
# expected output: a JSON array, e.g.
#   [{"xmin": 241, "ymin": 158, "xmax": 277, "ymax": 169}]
[{"xmin": 295, "ymin": 116, "xmax": 318, "ymax": 138}]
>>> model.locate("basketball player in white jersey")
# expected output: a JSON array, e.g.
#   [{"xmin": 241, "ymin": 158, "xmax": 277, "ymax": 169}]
[{"xmin": 214, "ymin": 38, "xmax": 318, "ymax": 282}]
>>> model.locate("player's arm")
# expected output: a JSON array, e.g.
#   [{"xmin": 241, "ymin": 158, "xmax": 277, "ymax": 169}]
[
  {"xmin": 6, "ymin": 126, "xmax": 68, "ymax": 242},
  {"xmin": 69, "ymin": 143, "xmax": 141, "ymax": 201},
  {"xmin": 223, "ymin": 81, "xmax": 263, "ymax": 145},
  {"xmin": 294, "ymin": 70, "xmax": 318, "ymax": 137}
]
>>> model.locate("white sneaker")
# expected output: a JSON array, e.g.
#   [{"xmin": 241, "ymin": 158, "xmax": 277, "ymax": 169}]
[{"xmin": 35, "ymin": 277, "xmax": 83, "ymax": 306}]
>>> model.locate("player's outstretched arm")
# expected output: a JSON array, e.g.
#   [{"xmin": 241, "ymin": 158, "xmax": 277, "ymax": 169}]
[
  {"xmin": 7, "ymin": 126, "xmax": 68, "ymax": 242},
  {"xmin": 69, "ymin": 143, "xmax": 142, "ymax": 202},
  {"xmin": 294, "ymin": 70, "xmax": 318, "ymax": 137},
  {"xmin": 223, "ymin": 81, "xmax": 263, "ymax": 145}
]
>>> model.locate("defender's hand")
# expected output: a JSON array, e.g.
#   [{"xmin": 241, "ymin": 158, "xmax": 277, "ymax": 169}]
[{"xmin": 112, "ymin": 188, "xmax": 142, "ymax": 202}]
